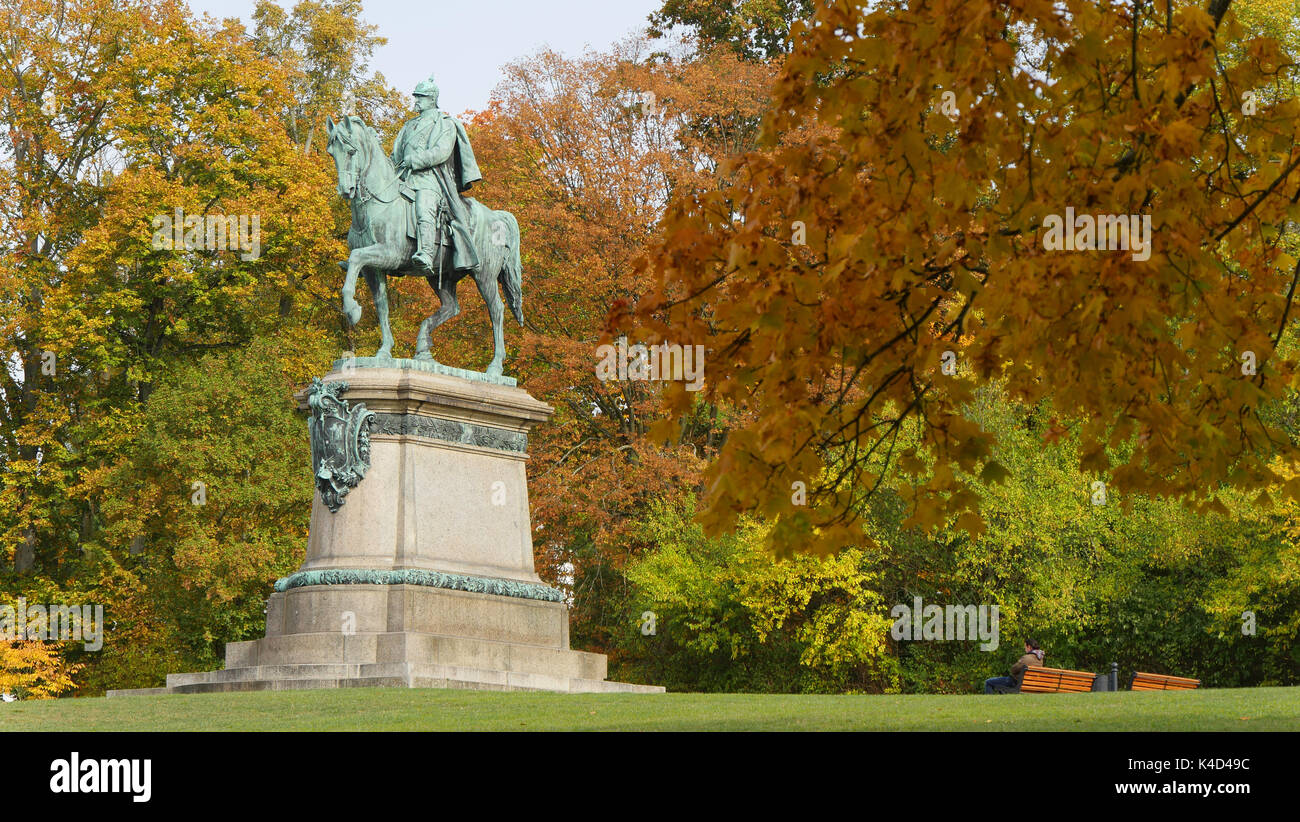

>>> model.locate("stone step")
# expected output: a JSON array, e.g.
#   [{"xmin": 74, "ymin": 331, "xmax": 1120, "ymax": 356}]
[
  {"xmin": 168, "ymin": 664, "xmax": 360, "ymax": 688},
  {"xmin": 227, "ymin": 631, "xmax": 608, "ymax": 681},
  {"xmin": 104, "ymin": 687, "xmax": 169, "ymax": 698},
  {"xmin": 156, "ymin": 662, "xmax": 662, "ymax": 694}
]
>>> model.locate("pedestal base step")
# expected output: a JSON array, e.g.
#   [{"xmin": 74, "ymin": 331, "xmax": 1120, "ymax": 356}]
[
  {"xmin": 106, "ymin": 662, "xmax": 662, "ymax": 695},
  {"xmin": 226, "ymin": 630, "xmax": 605, "ymax": 679}
]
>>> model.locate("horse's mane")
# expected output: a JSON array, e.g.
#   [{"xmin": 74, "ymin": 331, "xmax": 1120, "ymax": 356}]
[
  {"xmin": 348, "ymin": 115, "xmax": 379, "ymax": 146},
  {"xmin": 332, "ymin": 115, "xmax": 383, "ymax": 156}
]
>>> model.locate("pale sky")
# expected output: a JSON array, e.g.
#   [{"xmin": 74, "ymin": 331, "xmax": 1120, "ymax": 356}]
[{"xmin": 186, "ymin": 0, "xmax": 665, "ymax": 115}]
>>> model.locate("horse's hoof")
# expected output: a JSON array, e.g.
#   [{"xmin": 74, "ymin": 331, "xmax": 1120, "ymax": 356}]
[
  {"xmin": 342, "ymin": 299, "xmax": 362, "ymax": 326},
  {"xmin": 375, "ymin": 347, "xmax": 392, "ymax": 360},
  {"xmin": 485, "ymin": 362, "xmax": 504, "ymax": 378},
  {"xmin": 413, "ymin": 351, "xmax": 435, "ymax": 362}
]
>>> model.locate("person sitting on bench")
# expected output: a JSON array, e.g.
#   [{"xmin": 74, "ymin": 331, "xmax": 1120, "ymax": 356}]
[{"xmin": 984, "ymin": 638, "xmax": 1045, "ymax": 694}]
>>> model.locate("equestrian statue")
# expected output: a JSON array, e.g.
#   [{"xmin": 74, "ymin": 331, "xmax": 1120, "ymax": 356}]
[{"xmin": 326, "ymin": 73, "xmax": 523, "ymax": 377}]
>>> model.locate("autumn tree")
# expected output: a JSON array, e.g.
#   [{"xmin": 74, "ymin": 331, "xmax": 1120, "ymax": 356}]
[
  {"xmin": 249, "ymin": 0, "xmax": 399, "ymax": 155},
  {"xmin": 648, "ymin": 0, "xmax": 816, "ymax": 60},
  {"xmin": 618, "ymin": 383, "xmax": 1298, "ymax": 692},
  {"xmin": 623, "ymin": 494, "xmax": 898, "ymax": 692},
  {"xmin": 247, "ymin": 0, "xmax": 407, "ymax": 323},
  {"xmin": 625, "ymin": 0, "xmax": 1300, "ymax": 558},
  {"xmin": 0, "ymin": 0, "xmax": 386, "ymax": 691},
  {"xmin": 0, "ymin": 639, "xmax": 80, "ymax": 698},
  {"xmin": 387, "ymin": 39, "xmax": 776, "ymax": 654}
]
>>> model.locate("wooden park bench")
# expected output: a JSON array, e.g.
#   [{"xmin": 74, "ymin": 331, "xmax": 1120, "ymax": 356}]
[
  {"xmin": 1019, "ymin": 666, "xmax": 1098, "ymax": 693},
  {"xmin": 1130, "ymin": 672, "xmax": 1200, "ymax": 691}
]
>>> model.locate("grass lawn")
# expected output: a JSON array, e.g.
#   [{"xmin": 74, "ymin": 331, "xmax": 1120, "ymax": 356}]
[{"xmin": 3, "ymin": 686, "xmax": 1298, "ymax": 731}]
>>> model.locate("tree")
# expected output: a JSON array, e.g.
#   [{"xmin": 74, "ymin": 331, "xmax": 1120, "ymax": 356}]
[
  {"xmin": 75, "ymin": 341, "xmax": 318, "ymax": 677},
  {"xmin": 620, "ymin": 385, "xmax": 1298, "ymax": 693},
  {"xmin": 624, "ymin": 0, "xmax": 1300, "ymax": 558},
  {"xmin": 621, "ymin": 494, "xmax": 899, "ymax": 692},
  {"xmin": 648, "ymin": 0, "xmax": 815, "ymax": 60},
  {"xmin": 390, "ymin": 39, "xmax": 776, "ymax": 659},
  {"xmin": 250, "ymin": 0, "xmax": 399, "ymax": 156},
  {"xmin": 0, "ymin": 0, "xmax": 385, "ymax": 692},
  {"xmin": 0, "ymin": 640, "xmax": 79, "ymax": 699}
]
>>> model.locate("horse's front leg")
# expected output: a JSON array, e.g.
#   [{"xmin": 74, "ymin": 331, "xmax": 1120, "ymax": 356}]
[
  {"xmin": 363, "ymin": 269, "xmax": 394, "ymax": 358},
  {"xmin": 342, "ymin": 243, "xmax": 395, "ymax": 328},
  {"xmin": 341, "ymin": 248, "xmax": 367, "ymax": 327}
]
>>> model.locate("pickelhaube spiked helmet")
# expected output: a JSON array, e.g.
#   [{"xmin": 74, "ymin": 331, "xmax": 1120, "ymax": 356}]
[{"xmin": 413, "ymin": 74, "xmax": 439, "ymax": 98}]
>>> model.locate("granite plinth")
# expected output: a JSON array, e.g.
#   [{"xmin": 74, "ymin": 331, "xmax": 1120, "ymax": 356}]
[{"xmin": 109, "ymin": 367, "xmax": 663, "ymax": 697}]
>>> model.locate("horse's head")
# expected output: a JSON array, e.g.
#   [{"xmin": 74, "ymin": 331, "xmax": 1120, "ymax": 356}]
[{"xmin": 325, "ymin": 116, "xmax": 373, "ymax": 200}]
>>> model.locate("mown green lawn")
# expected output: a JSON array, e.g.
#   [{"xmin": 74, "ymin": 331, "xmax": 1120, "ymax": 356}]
[{"xmin": 3, "ymin": 686, "xmax": 1297, "ymax": 731}]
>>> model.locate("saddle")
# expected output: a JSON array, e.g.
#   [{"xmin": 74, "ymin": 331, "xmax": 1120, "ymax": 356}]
[{"xmin": 396, "ymin": 185, "xmax": 477, "ymax": 244}]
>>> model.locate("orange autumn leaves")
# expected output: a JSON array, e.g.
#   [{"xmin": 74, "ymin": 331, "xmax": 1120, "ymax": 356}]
[
  {"xmin": 413, "ymin": 42, "xmax": 778, "ymax": 593},
  {"xmin": 623, "ymin": 0, "xmax": 1300, "ymax": 557}
]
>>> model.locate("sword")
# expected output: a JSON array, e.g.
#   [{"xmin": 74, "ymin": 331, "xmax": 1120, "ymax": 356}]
[{"xmin": 435, "ymin": 204, "xmax": 445, "ymax": 291}]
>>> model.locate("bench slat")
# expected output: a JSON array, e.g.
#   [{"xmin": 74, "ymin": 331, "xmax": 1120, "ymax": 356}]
[
  {"xmin": 1133, "ymin": 672, "xmax": 1200, "ymax": 683},
  {"xmin": 1020, "ymin": 666, "xmax": 1098, "ymax": 693},
  {"xmin": 1024, "ymin": 681, "xmax": 1097, "ymax": 691},
  {"xmin": 1041, "ymin": 684, "xmax": 1092, "ymax": 690},
  {"xmin": 1131, "ymin": 671, "xmax": 1200, "ymax": 690}
]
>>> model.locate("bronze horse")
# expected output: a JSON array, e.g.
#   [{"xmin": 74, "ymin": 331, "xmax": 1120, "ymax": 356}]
[{"xmin": 324, "ymin": 115, "xmax": 522, "ymax": 376}]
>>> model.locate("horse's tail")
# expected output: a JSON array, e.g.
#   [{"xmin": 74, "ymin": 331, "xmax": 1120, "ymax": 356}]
[{"xmin": 498, "ymin": 211, "xmax": 524, "ymax": 325}]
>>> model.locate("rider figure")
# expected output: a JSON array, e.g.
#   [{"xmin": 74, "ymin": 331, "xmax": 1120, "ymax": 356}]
[{"xmin": 391, "ymin": 74, "xmax": 481, "ymax": 274}]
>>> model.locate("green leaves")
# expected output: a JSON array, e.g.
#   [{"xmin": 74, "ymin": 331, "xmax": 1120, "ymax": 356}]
[{"xmin": 623, "ymin": 495, "xmax": 900, "ymax": 693}]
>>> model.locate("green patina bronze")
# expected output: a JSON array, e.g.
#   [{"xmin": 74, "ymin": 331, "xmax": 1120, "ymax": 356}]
[
  {"xmin": 306, "ymin": 379, "xmax": 374, "ymax": 512},
  {"xmin": 273, "ymin": 568, "xmax": 566, "ymax": 602},
  {"xmin": 332, "ymin": 355, "xmax": 516, "ymax": 387},
  {"xmin": 327, "ymin": 74, "xmax": 524, "ymax": 377},
  {"xmin": 370, "ymin": 412, "xmax": 527, "ymax": 453}
]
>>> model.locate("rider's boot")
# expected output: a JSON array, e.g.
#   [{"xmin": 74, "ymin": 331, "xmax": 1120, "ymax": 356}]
[{"xmin": 412, "ymin": 220, "xmax": 437, "ymax": 272}]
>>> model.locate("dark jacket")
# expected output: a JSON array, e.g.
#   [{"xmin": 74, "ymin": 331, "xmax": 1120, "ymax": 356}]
[{"xmin": 1009, "ymin": 649, "xmax": 1045, "ymax": 686}]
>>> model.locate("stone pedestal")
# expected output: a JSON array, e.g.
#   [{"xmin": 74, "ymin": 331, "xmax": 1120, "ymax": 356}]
[
  {"xmin": 299, "ymin": 364, "xmax": 551, "ymax": 583},
  {"xmin": 109, "ymin": 363, "xmax": 662, "ymax": 696}
]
